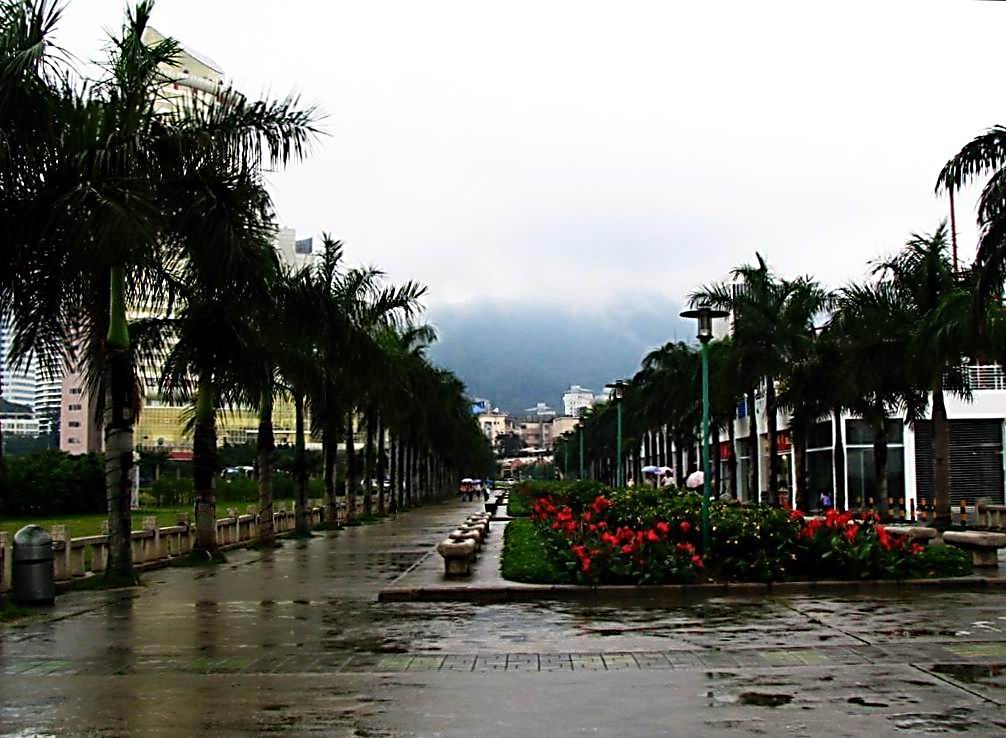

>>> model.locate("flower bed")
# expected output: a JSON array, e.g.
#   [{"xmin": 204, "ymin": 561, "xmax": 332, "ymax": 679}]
[{"xmin": 502, "ymin": 481, "xmax": 971, "ymax": 585}]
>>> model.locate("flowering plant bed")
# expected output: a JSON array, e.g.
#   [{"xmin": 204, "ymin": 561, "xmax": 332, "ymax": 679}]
[{"xmin": 501, "ymin": 481, "xmax": 971, "ymax": 585}]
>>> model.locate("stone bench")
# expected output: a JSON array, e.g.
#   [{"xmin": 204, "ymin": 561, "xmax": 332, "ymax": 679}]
[
  {"xmin": 883, "ymin": 526, "xmax": 938, "ymax": 545},
  {"xmin": 943, "ymin": 531, "xmax": 1006, "ymax": 567},
  {"xmin": 436, "ymin": 538, "xmax": 477, "ymax": 577},
  {"xmin": 448, "ymin": 528, "xmax": 482, "ymax": 551}
]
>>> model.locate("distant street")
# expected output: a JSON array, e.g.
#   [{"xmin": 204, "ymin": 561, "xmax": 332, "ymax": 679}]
[{"xmin": 1, "ymin": 497, "xmax": 1004, "ymax": 737}]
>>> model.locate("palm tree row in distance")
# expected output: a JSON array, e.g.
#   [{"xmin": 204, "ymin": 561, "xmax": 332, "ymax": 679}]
[
  {"xmin": 0, "ymin": 1, "xmax": 494, "ymax": 581},
  {"xmin": 559, "ymin": 123, "xmax": 1006, "ymax": 530}
]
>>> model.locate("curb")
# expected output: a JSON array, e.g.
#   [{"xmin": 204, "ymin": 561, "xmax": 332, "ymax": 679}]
[{"xmin": 378, "ymin": 574, "xmax": 1006, "ymax": 603}]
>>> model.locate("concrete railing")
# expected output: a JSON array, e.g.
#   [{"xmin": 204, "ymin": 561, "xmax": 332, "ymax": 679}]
[
  {"xmin": 0, "ymin": 504, "xmax": 326, "ymax": 593},
  {"xmin": 975, "ymin": 503, "xmax": 1006, "ymax": 532}
]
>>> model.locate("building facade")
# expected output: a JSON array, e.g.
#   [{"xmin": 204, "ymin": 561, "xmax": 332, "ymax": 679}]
[{"xmin": 562, "ymin": 385, "xmax": 596, "ymax": 418}]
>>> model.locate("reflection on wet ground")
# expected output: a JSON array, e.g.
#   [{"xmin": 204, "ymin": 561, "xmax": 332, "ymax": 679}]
[{"xmin": 1, "ymin": 497, "xmax": 1004, "ymax": 737}]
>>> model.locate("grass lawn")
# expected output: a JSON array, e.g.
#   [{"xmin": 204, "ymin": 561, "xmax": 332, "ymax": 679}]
[
  {"xmin": 500, "ymin": 518, "xmax": 572, "ymax": 584},
  {"xmin": 0, "ymin": 499, "xmax": 297, "ymax": 540}
]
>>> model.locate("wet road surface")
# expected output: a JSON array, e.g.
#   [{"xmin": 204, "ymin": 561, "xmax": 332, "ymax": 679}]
[{"xmin": 1, "ymin": 497, "xmax": 1004, "ymax": 737}]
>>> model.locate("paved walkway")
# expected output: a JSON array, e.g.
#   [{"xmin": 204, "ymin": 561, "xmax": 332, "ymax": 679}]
[{"xmin": 1, "ymin": 497, "xmax": 1004, "ymax": 737}]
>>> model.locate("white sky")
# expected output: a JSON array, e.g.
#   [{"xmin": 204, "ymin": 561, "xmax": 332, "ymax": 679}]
[{"xmin": 55, "ymin": 0, "xmax": 1003, "ymax": 309}]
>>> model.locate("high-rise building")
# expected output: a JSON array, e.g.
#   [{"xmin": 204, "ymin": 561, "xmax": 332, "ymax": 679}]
[
  {"xmin": 0, "ymin": 321, "xmax": 38, "ymax": 410},
  {"xmin": 562, "ymin": 385, "xmax": 596, "ymax": 418}
]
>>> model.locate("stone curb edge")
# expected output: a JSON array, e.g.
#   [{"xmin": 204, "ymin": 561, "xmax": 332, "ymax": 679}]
[{"xmin": 377, "ymin": 575, "xmax": 1006, "ymax": 603}]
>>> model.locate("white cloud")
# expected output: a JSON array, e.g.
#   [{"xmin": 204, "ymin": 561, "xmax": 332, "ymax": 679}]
[{"xmin": 55, "ymin": 0, "xmax": 1003, "ymax": 305}]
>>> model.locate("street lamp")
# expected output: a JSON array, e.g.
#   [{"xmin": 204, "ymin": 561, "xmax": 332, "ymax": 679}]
[
  {"xmin": 680, "ymin": 305, "xmax": 729, "ymax": 553},
  {"xmin": 606, "ymin": 380, "xmax": 629, "ymax": 487}
]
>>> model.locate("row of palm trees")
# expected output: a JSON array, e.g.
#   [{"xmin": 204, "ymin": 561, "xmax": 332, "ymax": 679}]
[
  {"xmin": 0, "ymin": 1, "xmax": 493, "ymax": 580},
  {"xmin": 558, "ymin": 126, "xmax": 1006, "ymax": 529}
]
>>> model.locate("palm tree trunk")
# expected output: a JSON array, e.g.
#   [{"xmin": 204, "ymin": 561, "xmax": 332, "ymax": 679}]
[
  {"xmin": 710, "ymin": 422, "xmax": 721, "ymax": 496},
  {"xmin": 632, "ymin": 444, "xmax": 641, "ymax": 485},
  {"xmin": 103, "ymin": 308, "xmax": 136, "ymax": 580},
  {"xmin": 833, "ymin": 407, "xmax": 846, "ymax": 510},
  {"xmin": 293, "ymin": 391, "xmax": 309, "ymax": 534},
  {"xmin": 192, "ymin": 372, "xmax": 219, "ymax": 555},
  {"xmin": 257, "ymin": 387, "xmax": 275, "ymax": 546},
  {"xmin": 364, "ymin": 408, "xmax": 376, "ymax": 517},
  {"xmin": 345, "ymin": 410, "xmax": 357, "ymax": 520},
  {"xmin": 388, "ymin": 434, "xmax": 398, "ymax": 513},
  {"xmin": 674, "ymin": 435, "xmax": 685, "ymax": 487},
  {"xmin": 376, "ymin": 414, "xmax": 386, "ymax": 514},
  {"xmin": 932, "ymin": 377, "xmax": 952, "ymax": 528},
  {"xmin": 766, "ymin": 376, "xmax": 780, "ymax": 505},
  {"xmin": 872, "ymin": 411, "xmax": 890, "ymax": 518},
  {"xmin": 103, "ymin": 265, "xmax": 135, "ymax": 580},
  {"xmin": 793, "ymin": 419, "xmax": 807, "ymax": 511},
  {"xmin": 323, "ymin": 422, "xmax": 337, "ymax": 524},
  {"xmin": 397, "ymin": 435, "xmax": 407, "ymax": 510},
  {"xmin": 746, "ymin": 387, "xmax": 760, "ymax": 504},
  {"xmin": 727, "ymin": 418, "xmax": 738, "ymax": 499},
  {"xmin": 406, "ymin": 439, "xmax": 416, "ymax": 506}
]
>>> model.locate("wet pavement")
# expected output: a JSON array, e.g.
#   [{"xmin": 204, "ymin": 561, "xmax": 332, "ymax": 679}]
[{"xmin": 1, "ymin": 497, "xmax": 1004, "ymax": 737}]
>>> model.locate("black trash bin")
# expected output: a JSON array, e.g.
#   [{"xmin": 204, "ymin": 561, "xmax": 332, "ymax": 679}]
[{"xmin": 13, "ymin": 525, "xmax": 55, "ymax": 605}]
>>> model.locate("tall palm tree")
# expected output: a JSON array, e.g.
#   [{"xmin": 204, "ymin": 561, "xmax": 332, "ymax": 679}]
[
  {"xmin": 871, "ymin": 224, "xmax": 975, "ymax": 527},
  {"xmin": 692, "ymin": 256, "xmax": 827, "ymax": 504},
  {"xmin": 938, "ymin": 127, "xmax": 1006, "ymax": 301}
]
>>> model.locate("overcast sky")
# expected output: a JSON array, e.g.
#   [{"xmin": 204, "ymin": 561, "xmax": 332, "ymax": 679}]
[{"xmin": 56, "ymin": 1, "xmax": 1003, "ymax": 310}]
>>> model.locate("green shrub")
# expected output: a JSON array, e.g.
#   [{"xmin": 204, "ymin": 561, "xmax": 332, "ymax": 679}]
[
  {"xmin": 500, "ymin": 519, "xmax": 572, "ymax": 584},
  {"xmin": 1, "ymin": 450, "xmax": 105, "ymax": 516},
  {"xmin": 710, "ymin": 504, "xmax": 798, "ymax": 582},
  {"xmin": 909, "ymin": 544, "xmax": 973, "ymax": 578},
  {"xmin": 503, "ymin": 482, "xmax": 969, "ymax": 585}
]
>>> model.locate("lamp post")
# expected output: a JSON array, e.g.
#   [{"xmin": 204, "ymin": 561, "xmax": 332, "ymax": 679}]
[
  {"xmin": 680, "ymin": 305, "xmax": 729, "ymax": 554},
  {"xmin": 606, "ymin": 380, "xmax": 629, "ymax": 487}
]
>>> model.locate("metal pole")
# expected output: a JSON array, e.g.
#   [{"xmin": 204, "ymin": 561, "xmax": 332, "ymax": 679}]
[
  {"xmin": 579, "ymin": 427, "xmax": 585, "ymax": 480},
  {"xmin": 616, "ymin": 398, "xmax": 624, "ymax": 487},
  {"xmin": 701, "ymin": 339, "xmax": 712, "ymax": 554}
]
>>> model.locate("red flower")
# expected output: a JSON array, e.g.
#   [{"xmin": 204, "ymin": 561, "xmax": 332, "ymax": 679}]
[
  {"xmin": 581, "ymin": 557, "xmax": 592, "ymax": 574},
  {"xmin": 691, "ymin": 554, "xmax": 704, "ymax": 568},
  {"xmin": 601, "ymin": 532, "xmax": 619, "ymax": 547},
  {"xmin": 621, "ymin": 544, "xmax": 636, "ymax": 555},
  {"xmin": 876, "ymin": 525, "xmax": 893, "ymax": 551},
  {"xmin": 789, "ymin": 509, "xmax": 805, "ymax": 522},
  {"xmin": 911, "ymin": 543, "xmax": 925, "ymax": 555},
  {"xmin": 843, "ymin": 525, "xmax": 858, "ymax": 543},
  {"xmin": 591, "ymin": 496, "xmax": 612, "ymax": 515},
  {"xmin": 655, "ymin": 521, "xmax": 670, "ymax": 536},
  {"xmin": 679, "ymin": 521, "xmax": 693, "ymax": 535},
  {"xmin": 646, "ymin": 529, "xmax": 660, "ymax": 543}
]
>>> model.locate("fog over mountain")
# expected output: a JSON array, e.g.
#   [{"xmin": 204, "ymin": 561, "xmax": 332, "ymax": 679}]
[{"xmin": 426, "ymin": 294, "xmax": 695, "ymax": 415}]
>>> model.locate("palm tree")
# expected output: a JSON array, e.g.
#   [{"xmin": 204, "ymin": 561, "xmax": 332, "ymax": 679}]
[
  {"xmin": 871, "ymin": 224, "xmax": 975, "ymax": 527},
  {"xmin": 937, "ymin": 127, "xmax": 1006, "ymax": 301},
  {"xmin": 1, "ymin": 2, "xmax": 318, "ymax": 572},
  {"xmin": 692, "ymin": 256, "xmax": 827, "ymax": 504}
]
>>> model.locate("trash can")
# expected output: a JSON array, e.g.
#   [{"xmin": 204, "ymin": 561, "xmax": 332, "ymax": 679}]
[{"xmin": 13, "ymin": 525, "xmax": 55, "ymax": 605}]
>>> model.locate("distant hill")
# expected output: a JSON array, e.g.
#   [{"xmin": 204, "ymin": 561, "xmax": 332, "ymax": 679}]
[{"xmin": 426, "ymin": 294, "xmax": 694, "ymax": 415}]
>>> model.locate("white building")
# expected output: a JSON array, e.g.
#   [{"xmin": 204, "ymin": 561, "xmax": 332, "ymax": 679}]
[
  {"xmin": 635, "ymin": 363, "xmax": 1006, "ymax": 514},
  {"xmin": 562, "ymin": 385, "xmax": 596, "ymax": 418},
  {"xmin": 0, "ymin": 321, "xmax": 38, "ymax": 410}
]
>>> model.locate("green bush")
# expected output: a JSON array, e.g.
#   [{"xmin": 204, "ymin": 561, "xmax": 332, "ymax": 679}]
[
  {"xmin": 1, "ymin": 450, "xmax": 105, "ymax": 516},
  {"xmin": 505, "ymin": 482, "xmax": 971, "ymax": 585},
  {"xmin": 909, "ymin": 544, "xmax": 973, "ymax": 578},
  {"xmin": 500, "ymin": 518, "xmax": 572, "ymax": 584}
]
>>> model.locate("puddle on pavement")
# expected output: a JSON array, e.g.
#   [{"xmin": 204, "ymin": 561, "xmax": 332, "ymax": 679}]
[
  {"xmin": 738, "ymin": 691, "xmax": 793, "ymax": 707},
  {"xmin": 890, "ymin": 706, "xmax": 1006, "ymax": 733}
]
